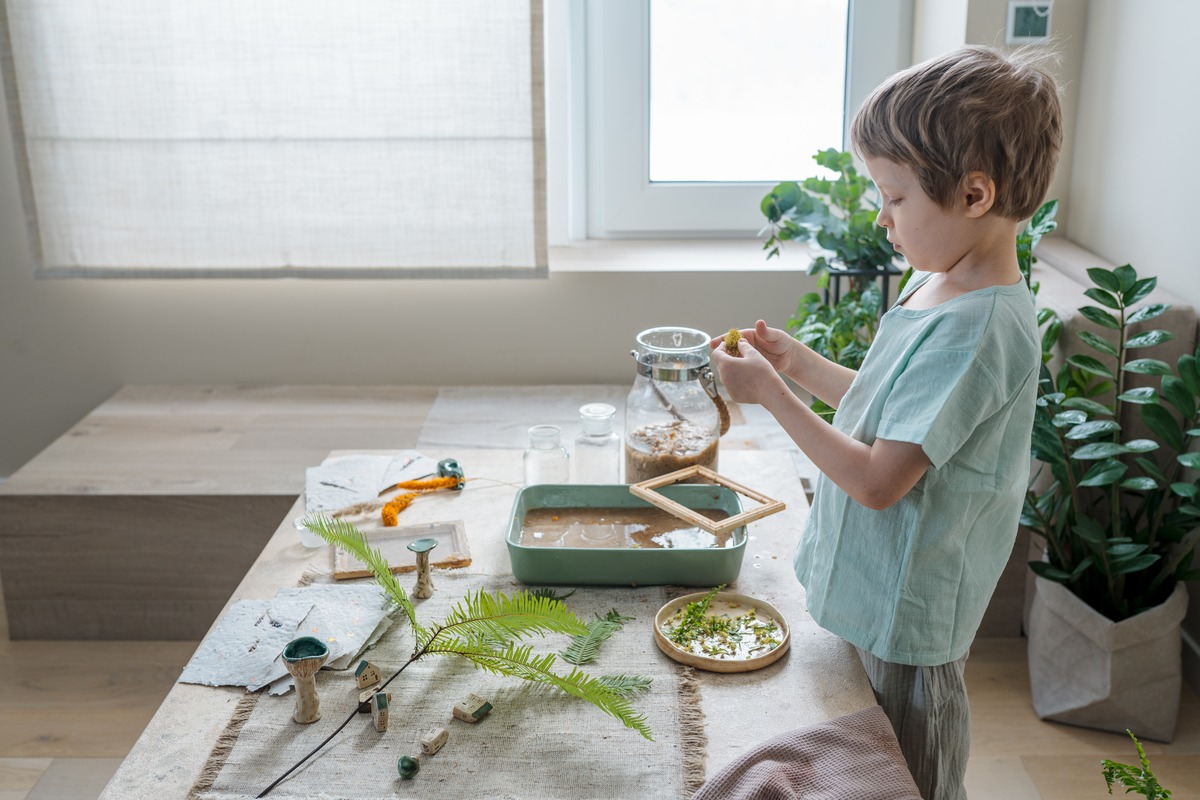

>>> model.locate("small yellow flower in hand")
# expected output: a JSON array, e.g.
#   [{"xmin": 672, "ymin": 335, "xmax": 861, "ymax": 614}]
[{"xmin": 724, "ymin": 327, "xmax": 742, "ymax": 357}]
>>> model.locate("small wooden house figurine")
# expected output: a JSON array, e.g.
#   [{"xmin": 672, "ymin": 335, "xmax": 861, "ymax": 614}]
[{"xmin": 354, "ymin": 659, "xmax": 382, "ymax": 689}]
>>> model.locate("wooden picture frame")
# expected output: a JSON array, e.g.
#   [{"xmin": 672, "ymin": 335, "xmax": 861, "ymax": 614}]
[{"xmin": 628, "ymin": 465, "xmax": 785, "ymax": 536}]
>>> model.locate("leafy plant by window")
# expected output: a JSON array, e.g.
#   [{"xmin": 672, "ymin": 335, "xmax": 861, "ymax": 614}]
[
  {"xmin": 1022, "ymin": 264, "xmax": 1200, "ymax": 621},
  {"xmin": 760, "ymin": 148, "xmax": 897, "ymax": 282}
]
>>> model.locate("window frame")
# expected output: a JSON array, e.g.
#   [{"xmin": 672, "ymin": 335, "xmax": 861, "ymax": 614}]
[{"xmin": 546, "ymin": 0, "xmax": 913, "ymax": 244}]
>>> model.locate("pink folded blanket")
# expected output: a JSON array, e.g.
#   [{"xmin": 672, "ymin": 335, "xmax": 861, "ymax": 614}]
[{"xmin": 692, "ymin": 705, "xmax": 922, "ymax": 800}]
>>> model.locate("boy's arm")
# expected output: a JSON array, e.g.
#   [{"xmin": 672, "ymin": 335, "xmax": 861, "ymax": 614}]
[{"xmin": 712, "ymin": 339, "xmax": 929, "ymax": 510}]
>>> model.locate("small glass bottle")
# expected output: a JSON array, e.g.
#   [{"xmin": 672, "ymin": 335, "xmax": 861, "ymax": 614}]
[
  {"xmin": 574, "ymin": 403, "xmax": 621, "ymax": 484},
  {"xmin": 524, "ymin": 424, "xmax": 570, "ymax": 485}
]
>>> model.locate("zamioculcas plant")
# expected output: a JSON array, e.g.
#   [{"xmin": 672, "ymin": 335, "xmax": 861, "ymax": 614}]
[
  {"xmin": 1023, "ymin": 263, "xmax": 1200, "ymax": 621},
  {"xmin": 257, "ymin": 514, "xmax": 652, "ymax": 797}
]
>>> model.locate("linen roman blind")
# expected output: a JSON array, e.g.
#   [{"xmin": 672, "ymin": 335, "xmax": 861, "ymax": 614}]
[{"xmin": 0, "ymin": 0, "xmax": 546, "ymax": 278}]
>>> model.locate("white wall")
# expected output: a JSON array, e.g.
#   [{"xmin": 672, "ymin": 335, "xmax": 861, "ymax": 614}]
[{"xmin": 1067, "ymin": 0, "xmax": 1200, "ymax": 311}]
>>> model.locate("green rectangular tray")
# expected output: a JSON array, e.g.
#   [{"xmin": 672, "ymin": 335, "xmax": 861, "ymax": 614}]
[{"xmin": 506, "ymin": 484, "xmax": 746, "ymax": 587}]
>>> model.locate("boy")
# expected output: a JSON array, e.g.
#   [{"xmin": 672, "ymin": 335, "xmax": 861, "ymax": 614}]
[{"xmin": 710, "ymin": 45, "xmax": 1062, "ymax": 799}]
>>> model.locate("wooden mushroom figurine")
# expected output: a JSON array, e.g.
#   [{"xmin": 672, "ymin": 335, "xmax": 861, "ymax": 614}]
[
  {"xmin": 281, "ymin": 636, "xmax": 330, "ymax": 724},
  {"xmin": 407, "ymin": 536, "xmax": 438, "ymax": 599}
]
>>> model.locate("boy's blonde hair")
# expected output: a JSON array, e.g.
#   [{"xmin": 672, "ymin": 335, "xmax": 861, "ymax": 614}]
[{"xmin": 851, "ymin": 44, "xmax": 1062, "ymax": 221}]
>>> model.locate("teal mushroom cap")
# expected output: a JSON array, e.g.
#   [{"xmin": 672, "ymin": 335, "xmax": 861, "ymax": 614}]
[
  {"xmin": 282, "ymin": 635, "xmax": 329, "ymax": 662},
  {"xmin": 406, "ymin": 537, "xmax": 438, "ymax": 554}
]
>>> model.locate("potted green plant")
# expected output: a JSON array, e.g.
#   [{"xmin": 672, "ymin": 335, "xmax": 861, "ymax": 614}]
[
  {"xmin": 1021, "ymin": 262, "xmax": 1199, "ymax": 741},
  {"xmin": 758, "ymin": 149, "xmax": 901, "ymax": 419}
]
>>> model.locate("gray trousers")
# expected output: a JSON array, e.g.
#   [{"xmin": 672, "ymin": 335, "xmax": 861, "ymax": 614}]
[{"xmin": 855, "ymin": 646, "xmax": 971, "ymax": 800}]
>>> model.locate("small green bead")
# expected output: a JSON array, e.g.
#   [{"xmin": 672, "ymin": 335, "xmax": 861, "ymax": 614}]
[{"xmin": 397, "ymin": 755, "xmax": 420, "ymax": 780}]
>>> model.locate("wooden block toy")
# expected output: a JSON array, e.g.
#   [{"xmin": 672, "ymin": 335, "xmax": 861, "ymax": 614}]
[
  {"xmin": 452, "ymin": 693, "xmax": 492, "ymax": 723},
  {"xmin": 354, "ymin": 659, "xmax": 382, "ymax": 689},
  {"xmin": 370, "ymin": 691, "xmax": 389, "ymax": 732},
  {"xmin": 420, "ymin": 727, "xmax": 449, "ymax": 755}
]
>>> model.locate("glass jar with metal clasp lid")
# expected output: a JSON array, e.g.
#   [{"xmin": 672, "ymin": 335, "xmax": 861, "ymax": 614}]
[{"xmin": 625, "ymin": 326, "xmax": 730, "ymax": 483}]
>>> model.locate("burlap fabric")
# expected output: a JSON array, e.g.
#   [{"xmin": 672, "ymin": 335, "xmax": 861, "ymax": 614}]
[{"xmin": 194, "ymin": 572, "xmax": 703, "ymax": 799}]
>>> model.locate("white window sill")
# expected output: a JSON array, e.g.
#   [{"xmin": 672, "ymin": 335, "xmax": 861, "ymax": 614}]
[{"xmin": 548, "ymin": 238, "xmax": 812, "ymax": 273}]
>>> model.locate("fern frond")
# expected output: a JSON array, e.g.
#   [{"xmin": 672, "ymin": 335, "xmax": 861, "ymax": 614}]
[
  {"xmin": 299, "ymin": 514, "xmax": 422, "ymax": 634},
  {"xmin": 424, "ymin": 639, "xmax": 653, "ymax": 740},
  {"xmin": 560, "ymin": 609, "xmax": 633, "ymax": 665},
  {"xmin": 417, "ymin": 589, "xmax": 588, "ymax": 653},
  {"xmin": 530, "ymin": 587, "xmax": 577, "ymax": 602},
  {"xmin": 597, "ymin": 674, "xmax": 653, "ymax": 695}
]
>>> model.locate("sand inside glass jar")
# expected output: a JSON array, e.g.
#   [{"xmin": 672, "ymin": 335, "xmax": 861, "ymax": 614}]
[
  {"xmin": 624, "ymin": 419, "xmax": 718, "ymax": 483},
  {"xmin": 519, "ymin": 506, "xmax": 734, "ymax": 549}
]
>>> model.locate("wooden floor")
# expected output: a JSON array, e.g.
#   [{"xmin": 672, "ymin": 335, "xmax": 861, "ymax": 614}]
[{"xmin": 1, "ymin": 584, "xmax": 1196, "ymax": 799}]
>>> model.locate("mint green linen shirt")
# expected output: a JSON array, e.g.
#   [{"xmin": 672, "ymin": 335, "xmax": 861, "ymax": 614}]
[{"xmin": 794, "ymin": 273, "xmax": 1039, "ymax": 666}]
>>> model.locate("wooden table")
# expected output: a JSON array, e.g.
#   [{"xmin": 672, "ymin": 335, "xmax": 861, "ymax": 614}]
[{"xmin": 98, "ymin": 448, "xmax": 876, "ymax": 798}]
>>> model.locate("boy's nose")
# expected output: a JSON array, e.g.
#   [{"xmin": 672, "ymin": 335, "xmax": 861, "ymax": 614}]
[{"xmin": 876, "ymin": 208, "xmax": 892, "ymax": 228}]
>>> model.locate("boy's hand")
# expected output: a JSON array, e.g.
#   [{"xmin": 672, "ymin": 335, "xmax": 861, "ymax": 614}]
[
  {"xmin": 709, "ymin": 320, "xmax": 795, "ymax": 374},
  {"xmin": 710, "ymin": 337, "xmax": 787, "ymax": 405}
]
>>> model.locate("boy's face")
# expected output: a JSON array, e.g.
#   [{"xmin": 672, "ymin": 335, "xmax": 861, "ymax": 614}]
[{"xmin": 865, "ymin": 157, "xmax": 973, "ymax": 274}]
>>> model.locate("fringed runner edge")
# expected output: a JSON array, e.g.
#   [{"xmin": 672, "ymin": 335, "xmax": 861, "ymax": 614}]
[
  {"xmin": 678, "ymin": 664, "xmax": 708, "ymax": 797},
  {"xmin": 665, "ymin": 584, "xmax": 709, "ymax": 797},
  {"xmin": 189, "ymin": 692, "xmax": 260, "ymax": 800}
]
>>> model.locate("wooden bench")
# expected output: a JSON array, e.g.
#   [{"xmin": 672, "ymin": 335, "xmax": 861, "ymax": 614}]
[{"xmin": 0, "ymin": 385, "xmax": 437, "ymax": 639}]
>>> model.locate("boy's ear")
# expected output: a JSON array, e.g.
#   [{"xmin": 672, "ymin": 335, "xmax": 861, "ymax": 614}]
[{"xmin": 960, "ymin": 171, "xmax": 996, "ymax": 218}]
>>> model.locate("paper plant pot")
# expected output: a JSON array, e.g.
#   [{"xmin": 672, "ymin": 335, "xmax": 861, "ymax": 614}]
[{"xmin": 1027, "ymin": 576, "xmax": 1187, "ymax": 742}]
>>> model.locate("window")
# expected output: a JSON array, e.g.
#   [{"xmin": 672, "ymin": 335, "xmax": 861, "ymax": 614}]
[
  {"xmin": 546, "ymin": 0, "xmax": 913, "ymax": 242},
  {"xmin": 0, "ymin": 0, "xmax": 546, "ymax": 278}
]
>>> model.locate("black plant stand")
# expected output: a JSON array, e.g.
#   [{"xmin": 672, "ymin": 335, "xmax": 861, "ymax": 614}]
[{"xmin": 823, "ymin": 264, "xmax": 905, "ymax": 315}]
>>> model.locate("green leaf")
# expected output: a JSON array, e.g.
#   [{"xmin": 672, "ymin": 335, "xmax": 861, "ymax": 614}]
[
  {"xmin": 1086, "ymin": 267, "xmax": 1122, "ymax": 293},
  {"xmin": 1123, "ymin": 358, "xmax": 1175, "ymax": 375},
  {"xmin": 1072, "ymin": 442, "xmax": 1128, "ymax": 460},
  {"xmin": 1142, "ymin": 403, "xmax": 1184, "ymax": 450},
  {"xmin": 1066, "ymin": 354, "xmax": 1114, "ymax": 379},
  {"xmin": 1124, "ymin": 276, "xmax": 1157, "ymax": 305},
  {"xmin": 1178, "ymin": 354, "xmax": 1200, "ymax": 395},
  {"xmin": 301, "ymin": 514, "xmax": 423, "ymax": 633},
  {"xmin": 1065, "ymin": 419, "xmax": 1121, "ymax": 440},
  {"xmin": 1078, "ymin": 459, "xmax": 1127, "ymax": 487},
  {"xmin": 1112, "ymin": 553, "xmax": 1161, "ymax": 574},
  {"xmin": 1178, "ymin": 452, "xmax": 1200, "ymax": 469},
  {"xmin": 1117, "ymin": 387, "xmax": 1158, "ymax": 404},
  {"xmin": 596, "ymin": 674, "xmax": 653, "ymax": 696},
  {"xmin": 1078, "ymin": 330, "xmax": 1119, "ymax": 357},
  {"xmin": 1125, "ymin": 329, "xmax": 1174, "ymax": 349},
  {"xmin": 1029, "ymin": 560, "xmax": 1072, "ymax": 582},
  {"xmin": 1171, "ymin": 482, "xmax": 1197, "ymax": 498},
  {"xmin": 1119, "ymin": 476, "xmax": 1158, "ymax": 491},
  {"xmin": 1122, "ymin": 439, "xmax": 1159, "ymax": 453},
  {"xmin": 1079, "ymin": 306, "xmax": 1120, "ymax": 330},
  {"xmin": 1127, "ymin": 303, "xmax": 1168, "ymax": 324},
  {"xmin": 1106, "ymin": 543, "xmax": 1148, "ymax": 558},
  {"xmin": 1052, "ymin": 410, "xmax": 1087, "ymax": 427},
  {"xmin": 1136, "ymin": 456, "xmax": 1168, "ymax": 483},
  {"xmin": 1112, "ymin": 264, "xmax": 1138, "ymax": 292},
  {"xmin": 560, "ymin": 609, "xmax": 634, "ymax": 665},
  {"xmin": 1061, "ymin": 397, "xmax": 1113, "ymax": 416},
  {"xmin": 1084, "ymin": 287, "xmax": 1121, "ymax": 310},
  {"xmin": 1162, "ymin": 375, "xmax": 1198, "ymax": 417},
  {"xmin": 1072, "ymin": 516, "xmax": 1107, "ymax": 544}
]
